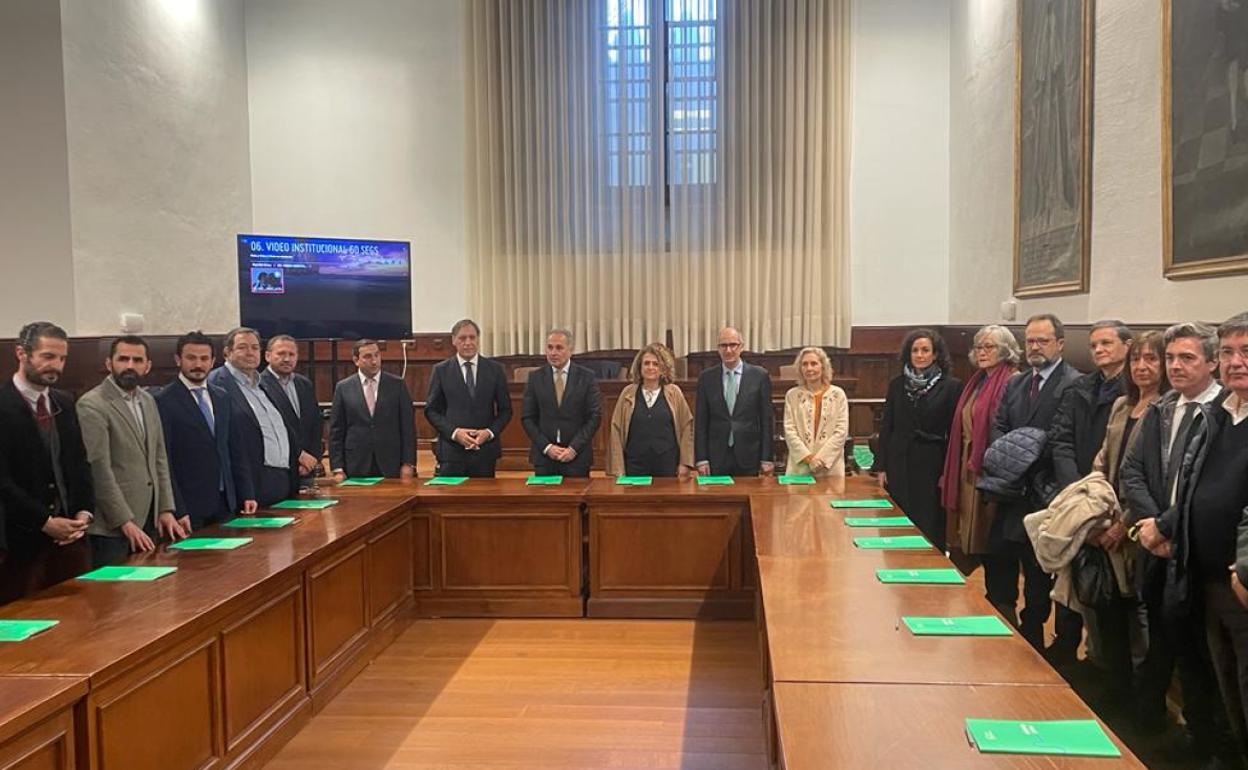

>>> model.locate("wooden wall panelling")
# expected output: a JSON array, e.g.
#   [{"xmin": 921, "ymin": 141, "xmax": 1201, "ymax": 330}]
[
  {"xmin": 304, "ymin": 543, "xmax": 369, "ymax": 711},
  {"xmin": 0, "ymin": 678, "xmax": 85, "ymax": 770},
  {"xmin": 366, "ymin": 515, "xmax": 414, "ymax": 626}
]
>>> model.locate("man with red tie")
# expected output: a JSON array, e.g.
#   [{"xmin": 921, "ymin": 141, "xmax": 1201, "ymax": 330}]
[{"xmin": 0, "ymin": 322, "xmax": 95, "ymax": 604}]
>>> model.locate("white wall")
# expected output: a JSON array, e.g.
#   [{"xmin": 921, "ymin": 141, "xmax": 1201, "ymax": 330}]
[
  {"xmin": 245, "ymin": 0, "xmax": 468, "ymax": 334},
  {"xmin": 0, "ymin": 0, "xmax": 77, "ymax": 335},
  {"xmin": 949, "ymin": 0, "xmax": 1248, "ymax": 326},
  {"xmin": 59, "ymin": 0, "xmax": 253, "ymax": 336},
  {"xmin": 851, "ymin": 0, "xmax": 951, "ymax": 326}
]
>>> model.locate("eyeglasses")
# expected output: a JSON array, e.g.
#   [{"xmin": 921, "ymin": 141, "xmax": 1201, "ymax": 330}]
[
  {"xmin": 1218, "ymin": 347, "xmax": 1248, "ymax": 363},
  {"xmin": 718, "ymin": 342, "xmax": 742, "ymax": 350},
  {"xmin": 973, "ymin": 343, "xmax": 996, "ymax": 352}
]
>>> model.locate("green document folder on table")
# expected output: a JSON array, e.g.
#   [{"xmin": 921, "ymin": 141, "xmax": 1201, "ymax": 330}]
[
  {"xmin": 338, "ymin": 477, "xmax": 384, "ymax": 486},
  {"xmin": 271, "ymin": 499, "xmax": 339, "ymax": 510},
  {"xmin": 616, "ymin": 476, "xmax": 653, "ymax": 485},
  {"xmin": 831, "ymin": 498, "xmax": 894, "ymax": 509},
  {"xmin": 0, "ymin": 620, "xmax": 59, "ymax": 642},
  {"xmin": 902, "ymin": 615, "xmax": 1012, "ymax": 636},
  {"xmin": 876, "ymin": 568, "xmax": 966, "ymax": 585},
  {"xmin": 425, "ymin": 477, "xmax": 468, "ymax": 486},
  {"xmin": 222, "ymin": 517, "xmax": 295, "ymax": 529},
  {"xmin": 169, "ymin": 537, "xmax": 253, "ymax": 551},
  {"xmin": 79, "ymin": 565, "xmax": 177, "ymax": 582},
  {"xmin": 777, "ymin": 475, "xmax": 815, "ymax": 485},
  {"xmin": 853, "ymin": 535, "xmax": 931, "ymax": 550},
  {"xmin": 965, "ymin": 719, "xmax": 1121, "ymax": 757},
  {"xmin": 526, "ymin": 476, "xmax": 563, "ymax": 485},
  {"xmin": 852, "ymin": 444, "xmax": 875, "ymax": 469},
  {"xmin": 844, "ymin": 516, "xmax": 913, "ymax": 528},
  {"xmin": 697, "ymin": 476, "xmax": 734, "ymax": 485}
]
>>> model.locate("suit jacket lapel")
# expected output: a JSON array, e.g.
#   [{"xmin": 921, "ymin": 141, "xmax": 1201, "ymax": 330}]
[{"xmin": 104, "ymin": 385, "xmax": 146, "ymax": 447}]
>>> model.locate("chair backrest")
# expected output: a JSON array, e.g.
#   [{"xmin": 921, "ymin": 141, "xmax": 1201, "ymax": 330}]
[
  {"xmin": 779, "ymin": 364, "xmax": 798, "ymax": 380},
  {"xmin": 513, "ymin": 365, "xmax": 538, "ymax": 383}
]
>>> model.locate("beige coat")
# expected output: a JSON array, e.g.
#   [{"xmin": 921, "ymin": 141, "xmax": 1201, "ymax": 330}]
[
  {"xmin": 78, "ymin": 378, "xmax": 176, "ymax": 536},
  {"xmin": 607, "ymin": 383, "xmax": 695, "ymax": 476},
  {"xmin": 782, "ymin": 385, "xmax": 848, "ymax": 478}
]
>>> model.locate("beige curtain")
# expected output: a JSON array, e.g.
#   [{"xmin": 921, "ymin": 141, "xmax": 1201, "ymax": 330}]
[{"xmin": 466, "ymin": 0, "xmax": 851, "ymax": 356}]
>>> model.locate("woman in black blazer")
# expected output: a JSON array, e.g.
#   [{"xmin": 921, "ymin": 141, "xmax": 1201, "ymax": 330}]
[{"xmin": 873, "ymin": 329, "xmax": 962, "ymax": 549}]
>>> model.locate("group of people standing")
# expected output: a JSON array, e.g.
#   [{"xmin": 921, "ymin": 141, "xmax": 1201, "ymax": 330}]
[{"xmin": 873, "ymin": 313, "xmax": 1248, "ymax": 767}]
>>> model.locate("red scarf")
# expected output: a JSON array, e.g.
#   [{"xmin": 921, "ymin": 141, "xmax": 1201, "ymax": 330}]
[{"xmin": 939, "ymin": 364, "xmax": 1014, "ymax": 512}]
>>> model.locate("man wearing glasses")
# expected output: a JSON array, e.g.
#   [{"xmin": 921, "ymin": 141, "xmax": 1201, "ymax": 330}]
[
  {"xmin": 986, "ymin": 313, "xmax": 1081, "ymax": 656},
  {"xmin": 695, "ymin": 326, "xmax": 774, "ymax": 477},
  {"xmin": 0, "ymin": 322, "xmax": 95, "ymax": 604}
]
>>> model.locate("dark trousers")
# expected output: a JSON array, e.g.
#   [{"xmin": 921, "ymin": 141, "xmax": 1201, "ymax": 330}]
[
  {"xmin": 624, "ymin": 447, "xmax": 679, "ymax": 478},
  {"xmin": 256, "ymin": 465, "xmax": 295, "ymax": 507},
  {"xmin": 89, "ymin": 509, "xmax": 159, "ymax": 569},
  {"xmin": 1205, "ymin": 579, "xmax": 1248, "ymax": 750},
  {"xmin": 193, "ymin": 492, "xmax": 235, "ymax": 531},
  {"xmin": 534, "ymin": 451, "xmax": 591, "ymax": 478},
  {"xmin": 708, "ymin": 453, "xmax": 759, "ymax": 478},
  {"xmin": 1051, "ymin": 604, "xmax": 1084, "ymax": 656},
  {"xmin": 437, "ymin": 450, "xmax": 498, "ymax": 478},
  {"xmin": 1137, "ymin": 566, "xmax": 1229, "ymax": 751},
  {"xmin": 1092, "ymin": 595, "xmax": 1138, "ymax": 706},
  {"xmin": 0, "ymin": 533, "xmax": 91, "ymax": 605},
  {"xmin": 983, "ymin": 539, "xmax": 1052, "ymax": 650}
]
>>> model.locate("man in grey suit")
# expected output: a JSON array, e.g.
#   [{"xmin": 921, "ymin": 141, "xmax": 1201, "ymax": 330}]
[
  {"xmin": 78, "ymin": 336, "xmax": 184, "ymax": 567},
  {"xmin": 329, "ymin": 340, "xmax": 415, "ymax": 481},
  {"xmin": 695, "ymin": 326, "xmax": 774, "ymax": 477}
]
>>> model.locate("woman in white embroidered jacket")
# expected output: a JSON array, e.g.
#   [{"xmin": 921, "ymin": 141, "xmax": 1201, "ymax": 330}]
[{"xmin": 782, "ymin": 347, "xmax": 849, "ymax": 478}]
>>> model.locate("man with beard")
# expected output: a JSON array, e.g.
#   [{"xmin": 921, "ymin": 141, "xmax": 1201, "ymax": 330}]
[
  {"xmin": 0, "ymin": 322, "xmax": 94, "ymax": 604},
  {"xmin": 78, "ymin": 336, "xmax": 182, "ymax": 567},
  {"xmin": 156, "ymin": 331, "xmax": 257, "ymax": 529},
  {"xmin": 260, "ymin": 334, "xmax": 322, "ymax": 486}
]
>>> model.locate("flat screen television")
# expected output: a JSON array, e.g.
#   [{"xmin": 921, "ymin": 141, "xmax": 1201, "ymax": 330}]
[{"xmin": 237, "ymin": 234, "xmax": 412, "ymax": 339}]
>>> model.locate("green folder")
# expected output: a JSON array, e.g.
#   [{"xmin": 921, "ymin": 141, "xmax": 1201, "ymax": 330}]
[
  {"xmin": 0, "ymin": 619, "xmax": 59, "ymax": 642},
  {"xmin": 271, "ymin": 498, "xmax": 339, "ymax": 509},
  {"xmin": 844, "ymin": 516, "xmax": 913, "ymax": 528},
  {"xmin": 777, "ymin": 475, "xmax": 816, "ymax": 485},
  {"xmin": 526, "ymin": 475, "xmax": 563, "ymax": 485},
  {"xmin": 169, "ymin": 537, "xmax": 253, "ymax": 551},
  {"xmin": 425, "ymin": 476, "xmax": 469, "ymax": 486},
  {"xmin": 965, "ymin": 719, "xmax": 1121, "ymax": 758},
  {"xmin": 853, "ymin": 535, "xmax": 932, "ymax": 550},
  {"xmin": 79, "ymin": 565, "xmax": 177, "ymax": 582},
  {"xmin": 831, "ymin": 498, "xmax": 894, "ymax": 509},
  {"xmin": 853, "ymin": 444, "xmax": 875, "ymax": 469},
  {"xmin": 902, "ymin": 615, "xmax": 1012, "ymax": 636},
  {"xmin": 222, "ymin": 517, "xmax": 295, "ymax": 529},
  {"xmin": 616, "ymin": 476, "xmax": 653, "ymax": 485},
  {"xmin": 338, "ymin": 477, "xmax": 384, "ymax": 486},
  {"xmin": 876, "ymin": 568, "xmax": 967, "ymax": 585},
  {"xmin": 697, "ymin": 475, "xmax": 734, "ymax": 485}
]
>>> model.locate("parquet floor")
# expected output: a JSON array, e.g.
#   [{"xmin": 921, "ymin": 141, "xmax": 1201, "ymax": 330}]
[{"xmin": 263, "ymin": 618, "xmax": 768, "ymax": 770}]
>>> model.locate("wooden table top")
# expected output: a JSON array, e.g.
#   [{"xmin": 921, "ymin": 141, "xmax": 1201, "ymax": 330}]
[
  {"xmin": 0, "ymin": 494, "xmax": 410, "ymax": 682},
  {"xmin": 584, "ymin": 475, "xmax": 857, "ymax": 501},
  {"xmin": 0, "ymin": 675, "xmax": 87, "ymax": 746},
  {"xmin": 751, "ymin": 492, "xmax": 924, "ymax": 558},
  {"xmin": 774, "ymin": 681, "xmax": 1145, "ymax": 769}
]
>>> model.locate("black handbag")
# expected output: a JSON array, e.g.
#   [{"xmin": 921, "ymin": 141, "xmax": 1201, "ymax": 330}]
[{"xmin": 1070, "ymin": 544, "xmax": 1117, "ymax": 609}]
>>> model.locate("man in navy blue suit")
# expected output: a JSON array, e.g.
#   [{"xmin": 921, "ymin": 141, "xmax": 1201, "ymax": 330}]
[
  {"xmin": 425, "ymin": 319, "xmax": 512, "ymax": 477},
  {"xmin": 156, "ymin": 331, "xmax": 256, "ymax": 529}
]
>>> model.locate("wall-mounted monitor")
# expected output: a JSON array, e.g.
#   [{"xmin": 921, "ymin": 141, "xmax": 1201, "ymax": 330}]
[{"xmin": 237, "ymin": 234, "xmax": 411, "ymax": 339}]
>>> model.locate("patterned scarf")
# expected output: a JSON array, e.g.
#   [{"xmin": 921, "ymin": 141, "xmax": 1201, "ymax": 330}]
[{"xmin": 903, "ymin": 364, "xmax": 942, "ymax": 404}]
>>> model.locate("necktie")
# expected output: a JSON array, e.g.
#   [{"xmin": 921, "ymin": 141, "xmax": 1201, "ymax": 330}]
[
  {"xmin": 364, "ymin": 377, "xmax": 377, "ymax": 416},
  {"xmin": 1028, "ymin": 371, "xmax": 1043, "ymax": 403},
  {"xmin": 554, "ymin": 369, "xmax": 565, "ymax": 406},
  {"xmin": 34, "ymin": 393, "xmax": 52, "ymax": 430},
  {"xmin": 1166, "ymin": 401, "xmax": 1200, "ymax": 502},
  {"xmin": 725, "ymin": 370, "xmax": 738, "ymax": 447},
  {"xmin": 192, "ymin": 388, "xmax": 215, "ymax": 435},
  {"xmin": 464, "ymin": 361, "xmax": 476, "ymax": 399}
]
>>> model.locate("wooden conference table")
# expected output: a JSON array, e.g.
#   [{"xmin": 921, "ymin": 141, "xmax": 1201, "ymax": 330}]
[{"xmin": 0, "ymin": 477, "xmax": 1141, "ymax": 769}]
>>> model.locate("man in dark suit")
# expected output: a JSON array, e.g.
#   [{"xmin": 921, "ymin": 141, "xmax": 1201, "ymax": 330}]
[
  {"xmin": 694, "ymin": 326, "xmax": 774, "ymax": 477},
  {"xmin": 520, "ymin": 328, "xmax": 602, "ymax": 477},
  {"xmin": 328, "ymin": 339, "xmax": 415, "ymax": 481},
  {"xmin": 260, "ymin": 334, "xmax": 323, "ymax": 486},
  {"xmin": 156, "ymin": 331, "xmax": 257, "ymax": 530},
  {"xmin": 425, "ymin": 319, "xmax": 512, "ymax": 477},
  {"xmin": 0, "ymin": 322, "xmax": 94, "ymax": 604},
  {"xmin": 207, "ymin": 327, "xmax": 299, "ymax": 506},
  {"xmin": 986, "ymin": 313, "xmax": 1082, "ymax": 654}
]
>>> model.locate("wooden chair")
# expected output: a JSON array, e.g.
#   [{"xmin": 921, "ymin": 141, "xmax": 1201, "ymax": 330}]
[{"xmin": 513, "ymin": 365, "xmax": 538, "ymax": 383}]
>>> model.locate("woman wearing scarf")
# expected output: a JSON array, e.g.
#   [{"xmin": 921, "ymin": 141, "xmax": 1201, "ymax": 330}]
[
  {"xmin": 939, "ymin": 325, "xmax": 1021, "ymax": 561},
  {"xmin": 873, "ymin": 329, "xmax": 962, "ymax": 549},
  {"xmin": 782, "ymin": 347, "xmax": 849, "ymax": 478}
]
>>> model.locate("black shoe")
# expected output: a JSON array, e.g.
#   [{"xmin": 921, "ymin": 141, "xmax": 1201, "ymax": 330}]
[{"xmin": 1043, "ymin": 643, "xmax": 1078, "ymax": 669}]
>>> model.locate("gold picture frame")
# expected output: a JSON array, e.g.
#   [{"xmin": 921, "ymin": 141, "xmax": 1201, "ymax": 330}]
[
  {"xmin": 1162, "ymin": 0, "xmax": 1248, "ymax": 280},
  {"xmin": 1013, "ymin": 0, "xmax": 1093, "ymax": 298}
]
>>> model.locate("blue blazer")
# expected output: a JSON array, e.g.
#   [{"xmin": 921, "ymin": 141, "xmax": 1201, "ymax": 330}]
[{"xmin": 155, "ymin": 377, "xmax": 254, "ymax": 528}]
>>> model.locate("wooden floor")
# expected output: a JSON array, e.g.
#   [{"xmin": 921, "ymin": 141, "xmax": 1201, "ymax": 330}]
[{"xmin": 264, "ymin": 618, "xmax": 768, "ymax": 770}]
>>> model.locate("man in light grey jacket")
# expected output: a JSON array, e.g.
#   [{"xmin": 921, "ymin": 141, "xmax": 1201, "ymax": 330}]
[{"xmin": 78, "ymin": 336, "xmax": 183, "ymax": 567}]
